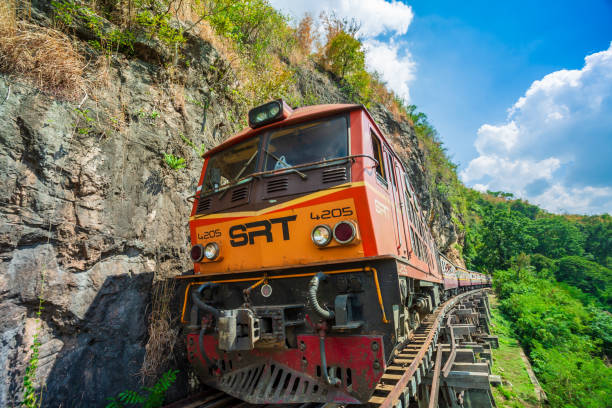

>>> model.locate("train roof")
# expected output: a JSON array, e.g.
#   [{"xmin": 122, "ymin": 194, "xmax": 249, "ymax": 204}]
[{"xmin": 203, "ymin": 104, "xmax": 362, "ymax": 158}]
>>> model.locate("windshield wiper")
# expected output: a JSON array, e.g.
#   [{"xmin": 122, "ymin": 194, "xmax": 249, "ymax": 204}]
[
  {"xmin": 218, "ymin": 150, "xmax": 259, "ymax": 199},
  {"xmin": 262, "ymin": 147, "xmax": 307, "ymax": 179}
]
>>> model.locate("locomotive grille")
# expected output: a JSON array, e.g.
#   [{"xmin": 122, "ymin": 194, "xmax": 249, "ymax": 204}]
[
  {"xmin": 196, "ymin": 197, "xmax": 211, "ymax": 213},
  {"xmin": 231, "ymin": 186, "xmax": 249, "ymax": 202},
  {"xmin": 266, "ymin": 177, "xmax": 289, "ymax": 194},
  {"xmin": 322, "ymin": 167, "xmax": 347, "ymax": 183},
  {"xmin": 217, "ymin": 362, "xmax": 335, "ymax": 404}
]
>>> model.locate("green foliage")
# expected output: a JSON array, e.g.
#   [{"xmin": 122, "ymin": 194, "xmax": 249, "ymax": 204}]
[
  {"xmin": 74, "ymin": 107, "xmax": 96, "ymax": 135},
  {"xmin": 529, "ymin": 217, "xmax": 585, "ymax": 258},
  {"xmin": 163, "ymin": 153, "xmax": 186, "ymax": 170},
  {"xmin": 105, "ymin": 369, "xmax": 179, "ymax": 408},
  {"xmin": 180, "ymin": 134, "xmax": 206, "ymax": 156},
  {"xmin": 135, "ymin": 9, "xmax": 185, "ymax": 47},
  {"xmin": 554, "ymin": 256, "xmax": 612, "ymax": 311},
  {"xmin": 52, "ymin": 0, "xmax": 135, "ymax": 54},
  {"xmin": 493, "ymin": 267, "xmax": 612, "ymax": 407},
  {"xmin": 324, "ymin": 32, "xmax": 365, "ymax": 78},
  {"xmin": 473, "ymin": 207, "xmax": 537, "ymax": 272},
  {"xmin": 531, "ymin": 347, "xmax": 611, "ymax": 408},
  {"xmin": 489, "ymin": 297, "xmax": 541, "ymax": 407},
  {"xmin": 22, "ymin": 251, "xmax": 47, "ymax": 407},
  {"xmin": 578, "ymin": 214, "xmax": 612, "ymax": 267},
  {"xmin": 21, "ymin": 333, "xmax": 41, "ymax": 408},
  {"xmin": 205, "ymin": 0, "xmax": 294, "ymax": 61}
]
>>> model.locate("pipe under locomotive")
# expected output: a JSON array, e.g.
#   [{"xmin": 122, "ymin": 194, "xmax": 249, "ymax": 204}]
[{"xmin": 177, "ymin": 100, "xmax": 489, "ymax": 405}]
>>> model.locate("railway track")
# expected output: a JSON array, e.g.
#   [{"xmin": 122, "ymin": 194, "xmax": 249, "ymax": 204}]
[{"xmin": 164, "ymin": 289, "xmax": 493, "ymax": 408}]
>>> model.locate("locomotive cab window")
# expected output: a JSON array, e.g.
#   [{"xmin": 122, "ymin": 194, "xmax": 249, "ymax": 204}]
[
  {"xmin": 263, "ymin": 116, "xmax": 348, "ymax": 171},
  {"xmin": 202, "ymin": 136, "xmax": 260, "ymax": 193},
  {"xmin": 370, "ymin": 131, "xmax": 386, "ymax": 183}
]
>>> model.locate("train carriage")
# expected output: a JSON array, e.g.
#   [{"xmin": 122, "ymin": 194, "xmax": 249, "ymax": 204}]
[{"xmin": 178, "ymin": 101, "xmax": 488, "ymax": 405}]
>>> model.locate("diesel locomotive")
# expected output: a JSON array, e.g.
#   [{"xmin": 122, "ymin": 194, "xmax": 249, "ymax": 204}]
[{"xmin": 177, "ymin": 100, "xmax": 489, "ymax": 405}]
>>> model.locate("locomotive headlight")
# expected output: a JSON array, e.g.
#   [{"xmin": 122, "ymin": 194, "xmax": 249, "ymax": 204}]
[
  {"xmin": 311, "ymin": 225, "xmax": 332, "ymax": 247},
  {"xmin": 333, "ymin": 220, "xmax": 357, "ymax": 244},
  {"xmin": 248, "ymin": 99, "xmax": 291, "ymax": 128},
  {"xmin": 204, "ymin": 242, "xmax": 220, "ymax": 260},
  {"xmin": 190, "ymin": 244, "xmax": 205, "ymax": 262}
]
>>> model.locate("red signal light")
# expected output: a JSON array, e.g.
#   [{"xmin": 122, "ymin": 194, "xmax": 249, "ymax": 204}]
[
  {"xmin": 333, "ymin": 221, "xmax": 356, "ymax": 244},
  {"xmin": 190, "ymin": 244, "xmax": 204, "ymax": 262}
]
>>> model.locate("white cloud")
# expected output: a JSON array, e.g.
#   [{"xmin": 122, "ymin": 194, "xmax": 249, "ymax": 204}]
[
  {"xmin": 269, "ymin": 0, "xmax": 417, "ymax": 101},
  {"xmin": 474, "ymin": 121, "xmax": 520, "ymax": 155},
  {"xmin": 364, "ymin": 39, "xmax": 415, "ymax": 101},
  {"xmin": 269, "ymin": 0, "xmax": 414, "ymax": 38},
  {"xmin": 462, "ymin": 42, "xmax": 612, "ymax": 214},
  {"xmin": 532, "ymin": 184, "xmax": 612, "ymax": 215},
  {"xmin": 460, "ymin": 155, "xmax": 561, "ymax": 192}
]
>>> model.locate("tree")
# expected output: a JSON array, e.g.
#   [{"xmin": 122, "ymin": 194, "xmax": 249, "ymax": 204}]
[
  {"xmin": 554, "ymin": 256, "xmax": 612, "ymax": 311},
  {"xmin": 529, "ymin": 216, "xmax": 585, "ymax": 259},
  {"xmin": 580, "ymin": 214, "xmax": 612, "ymax": 267},
  {"xmin": 477, "ymin": 207, "xmax": 536, "ymax": 272},
  {"xmin": 322, "ymin": 31, "xmax": 365, "ymax": 78}
]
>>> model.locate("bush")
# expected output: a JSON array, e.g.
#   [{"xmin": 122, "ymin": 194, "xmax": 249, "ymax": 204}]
[
  {"xmin": 494, "ymin": 267, "xmax": 612, "ymax": 407},
  {"xmin": 205, "ymin": 0, "xmax": 294, "ymax": 61},
  {"xmin": 554, "ymin": 256, "xmax": 612, "ymax": 311}
]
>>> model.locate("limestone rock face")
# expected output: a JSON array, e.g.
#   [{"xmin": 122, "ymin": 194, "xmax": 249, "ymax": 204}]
[
  {"xmin": 0, "ymin": 57, "xmax": 210, "ymax": 405},
  {"xmin": 0, "ymin": 9, "xmax": 462, "ymax": 408}
]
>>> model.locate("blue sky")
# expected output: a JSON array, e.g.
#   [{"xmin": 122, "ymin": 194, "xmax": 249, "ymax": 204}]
[{"xmin": 269, "ymin": 0, "xmax": 612, "ymax": 214}]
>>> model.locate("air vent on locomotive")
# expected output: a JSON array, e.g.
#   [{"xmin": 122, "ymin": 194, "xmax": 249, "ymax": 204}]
[
  {"xmin": 196, "ymin": 197, "xmax": 211, "ymax": 213},
  {"xmin": 231, "ymin": 186, "xmax": 248, "ymax": 202},
  {"xmin": 266, "ymin": 177, "xmax": 289, "ymax": 194},
  {"xmin": 322, "ymin": 167, "xmax": 347, "ymax": 183}
]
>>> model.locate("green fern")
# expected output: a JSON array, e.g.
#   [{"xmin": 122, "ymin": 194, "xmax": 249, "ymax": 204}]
[
  {"xmin": 119, "ymin": 390, "xmax": 145, "ymax": 404},
  {"xmin": 105, "ymin": 369, "xmax": 179, "ymax": 408},
  {"xmin": 163, "ymin": 153, "xmax": 186, "ymax": 170}
]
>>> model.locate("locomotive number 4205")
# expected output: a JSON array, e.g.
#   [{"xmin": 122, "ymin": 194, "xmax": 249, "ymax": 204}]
[{"xmin": 310, "ymin": 207, "xmax": 353, "ymax": 220}]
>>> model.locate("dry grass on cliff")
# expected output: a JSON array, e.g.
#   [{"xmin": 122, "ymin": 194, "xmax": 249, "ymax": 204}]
[
  {"xmin": 141, "ymin": 278, "xmax": 178, "ymax": 381},
  {"xmin": 0, "ymin": 2, "xmax": 85, "ymax": 100}
]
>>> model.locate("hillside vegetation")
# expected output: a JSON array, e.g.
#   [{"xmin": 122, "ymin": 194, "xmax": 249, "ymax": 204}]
[{"xmin": 463, "ymin": 193, "xmax": 612, "ymax": 407}]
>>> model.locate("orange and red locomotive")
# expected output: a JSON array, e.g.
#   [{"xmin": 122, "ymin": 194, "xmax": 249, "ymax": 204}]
[{"xmin": 178, "ymin": 100, "xmax": 488, "ymax": 404}]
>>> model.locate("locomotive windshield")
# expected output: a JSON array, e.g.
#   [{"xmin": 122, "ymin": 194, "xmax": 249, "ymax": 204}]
[
  {"xmin": 202, "ymin": 115, "xmax": 348, "ymax": 193},
  {"xmin": 202, "ymin": 135, "xmax": 260, "ymax": 192},
  {"xmin": 263, "ymin": 116, "xmax": 348, "ymax": 171}
]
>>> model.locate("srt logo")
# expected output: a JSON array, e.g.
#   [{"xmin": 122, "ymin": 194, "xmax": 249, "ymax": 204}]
[{"xmin": 229, "ymin": 215, "xmax": 297, "ymax": 247}]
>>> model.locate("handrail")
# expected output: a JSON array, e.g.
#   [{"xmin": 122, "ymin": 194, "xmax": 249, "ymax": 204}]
[{"xmin": 188, "ymin": 154, "xmax": 379, "ymax": 200}]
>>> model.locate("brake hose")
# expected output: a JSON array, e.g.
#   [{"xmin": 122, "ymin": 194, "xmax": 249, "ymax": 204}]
[
  {"xmin": 308, "ymin": 272, "xmax": 335, "ymax": 320},
  {"xmin": 192, "ymin": 283, "xmax": 220, "ymax": 370},
  {"xmin": 192, "ymin": 282, "xmax": 221, "ymax": 318}
]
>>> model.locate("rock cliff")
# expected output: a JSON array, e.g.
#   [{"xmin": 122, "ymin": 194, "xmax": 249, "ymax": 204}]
[{"xmin": 0, "ymin": 4, "xmax": 462, "ymax": 406}]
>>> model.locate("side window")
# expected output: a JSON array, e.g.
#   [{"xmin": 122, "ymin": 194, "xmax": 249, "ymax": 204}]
[
  {"xmin": 387, "ymin": 154, "xmax": 396, "ymax": 186},
  {"xmin": 370, "ymin": 131, "xmax": 386, "ymax": 181}
]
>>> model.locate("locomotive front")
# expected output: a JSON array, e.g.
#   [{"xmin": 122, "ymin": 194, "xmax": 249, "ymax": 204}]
[{"xmin": 178, "ymin": 101, "xmax": 431, "ymax": 404}]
